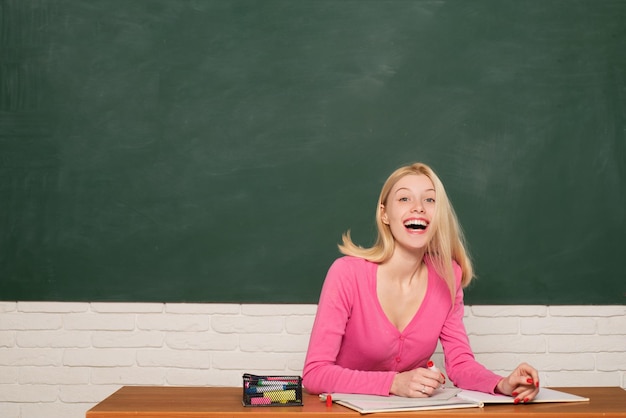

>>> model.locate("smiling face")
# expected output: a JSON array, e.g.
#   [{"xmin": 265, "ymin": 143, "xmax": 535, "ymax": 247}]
[{"xmin": 380, "ymin": 174, "xmax": 436, "ymax": 254}]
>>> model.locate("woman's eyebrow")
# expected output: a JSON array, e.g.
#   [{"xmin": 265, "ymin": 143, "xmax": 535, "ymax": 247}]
[
  {"xmin": 394, "ymin": 187, "xmax": 435, "ymax": 193},
  {"xmin": 393, "ymin": 187, "xmax": 411, "ymax": 195}
]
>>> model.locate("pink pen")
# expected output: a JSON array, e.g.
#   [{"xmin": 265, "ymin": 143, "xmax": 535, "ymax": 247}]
[{"xmin": 251, "ymin": 397, "xmax": 271, "ymax": 405}]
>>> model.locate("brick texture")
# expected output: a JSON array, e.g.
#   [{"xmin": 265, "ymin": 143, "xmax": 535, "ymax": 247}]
[{"xmin": 0, "ymin": 302, "xmax": 624, "ymax": 418}]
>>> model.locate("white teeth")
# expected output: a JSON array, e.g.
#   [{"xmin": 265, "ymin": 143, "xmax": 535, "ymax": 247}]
[
  {"xmin": 404, "ymin": 219, "xmax": 427, "ymax": 227},
  {"xmin": 404, "ymin": 219, "xmax": 428, "ymax": 230}
]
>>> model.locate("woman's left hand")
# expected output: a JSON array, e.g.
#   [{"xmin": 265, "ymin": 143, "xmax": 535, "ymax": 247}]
[{"xmin": 496, "ymin": 362, "xmax": 540, "ymax": 404}]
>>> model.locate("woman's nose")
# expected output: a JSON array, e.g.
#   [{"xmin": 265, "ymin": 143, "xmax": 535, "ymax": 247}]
[{"xmin": 412, "ymin": 202, "xmax": 425, "ymax": 213}]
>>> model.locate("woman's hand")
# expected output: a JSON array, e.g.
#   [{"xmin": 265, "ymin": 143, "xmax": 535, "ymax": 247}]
[
  {"xmin": 496, "ymin": 362, "xmax": 540, "ymax": 404},
  {"xmin": 390, "ymin": 367, "xmax": 445, "ymax": 398}
]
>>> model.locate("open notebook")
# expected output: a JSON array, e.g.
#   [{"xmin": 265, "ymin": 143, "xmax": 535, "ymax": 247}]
[{"xmin": 321, "ymin": 387, "xmax": 589, "ymax": 414}]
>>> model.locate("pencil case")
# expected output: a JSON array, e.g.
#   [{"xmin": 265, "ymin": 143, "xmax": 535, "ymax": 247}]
[{"xmin": 242, "ymin": 373, "xmax": 303, "ymax": 407}]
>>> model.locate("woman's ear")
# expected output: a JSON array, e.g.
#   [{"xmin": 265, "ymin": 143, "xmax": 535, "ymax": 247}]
[{"xmin": 380, "ymin": 204, "xmax": 389, "ymax": 225}]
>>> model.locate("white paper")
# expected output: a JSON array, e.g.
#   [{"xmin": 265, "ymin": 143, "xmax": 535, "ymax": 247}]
[
  {"xmin": 324, "ymin": 387, "xmax": 589, "ymax": 414},
  {"xmin": 457, "ymin": 387, "xmax": 589, "ymax": 404},
  {"xmin": 327, "ymin": 388, "xmax": 481, "ymax": 414}
]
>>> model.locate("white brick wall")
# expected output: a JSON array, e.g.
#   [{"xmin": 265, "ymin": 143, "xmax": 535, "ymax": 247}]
[{"xmin": 0, "ymin": 302, "xmax": 624, "ymax": 418}]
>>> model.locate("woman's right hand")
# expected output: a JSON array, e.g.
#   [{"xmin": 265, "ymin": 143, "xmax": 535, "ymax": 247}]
[{"xmin": 390, "ymin": 367, "xmax": 445, "ymax": 398}]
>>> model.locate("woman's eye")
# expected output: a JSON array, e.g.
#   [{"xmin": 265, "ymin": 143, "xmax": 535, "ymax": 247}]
[
  {"xmin": 425, "ymin": 198, "xmax": 435, "ymax": 203},
  {"xmin": 399, "ymin": 197, "xmax": 409, "ymax": 202}
]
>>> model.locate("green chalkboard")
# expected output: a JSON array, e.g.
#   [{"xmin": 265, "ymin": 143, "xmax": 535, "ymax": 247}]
[{"xmin": 1, "ymin": 0, "xmax": 624, "ymax": 304}]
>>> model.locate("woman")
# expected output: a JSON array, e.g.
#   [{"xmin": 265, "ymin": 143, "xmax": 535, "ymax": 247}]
[{"xmin": 302, "ymin": 162, "xmax": 540, "ymax": 404}]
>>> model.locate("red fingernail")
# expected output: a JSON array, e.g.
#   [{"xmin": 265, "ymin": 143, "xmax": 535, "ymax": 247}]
[
  {"xmin": 527, "ymin": 378, "xmax": 534, "ymax": 384},
  {"xmin": 524, "ymin": 397, "xmax": 530, "ymax": 403},
  {"xmin": 512, "ymin": 392, "xmax": 518, "ymax": 397},
  {"xmin": 514, "ymin": 398, "xmax": 520, "ymax": 404},
  {"xmin": 536, "ymin": 380, "xmax": 540, "ymax": 387}
]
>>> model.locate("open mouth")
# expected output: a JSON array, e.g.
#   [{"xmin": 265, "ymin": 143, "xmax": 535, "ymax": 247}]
[{"xmin": 403, "ymin": 219, "xmax": 428, "ymax": 231}]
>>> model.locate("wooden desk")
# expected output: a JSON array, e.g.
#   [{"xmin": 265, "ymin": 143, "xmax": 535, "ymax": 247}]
[{"xmin": 87, "ymin": 386, "xmax": 626, "ymax": 418}]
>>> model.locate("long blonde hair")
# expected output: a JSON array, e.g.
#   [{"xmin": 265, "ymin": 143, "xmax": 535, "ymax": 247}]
[{"xmin": 339, "ymin": 162, "xmax": 474, "ymax": 296}]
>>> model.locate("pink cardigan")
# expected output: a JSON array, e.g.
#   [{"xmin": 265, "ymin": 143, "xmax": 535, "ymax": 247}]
[{"xmin": 302, "ymin": 256, "xmax": 502, "ymax": 396}]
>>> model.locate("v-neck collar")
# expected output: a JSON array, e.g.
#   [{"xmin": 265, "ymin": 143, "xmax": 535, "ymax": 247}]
[{"xmin": 372, "ymin": 259, "xmax": 432, "ymax": 335}]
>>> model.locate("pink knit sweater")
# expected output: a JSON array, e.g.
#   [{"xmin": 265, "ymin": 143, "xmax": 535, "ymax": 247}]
[{"xmin": 302, "ymin": 256, "xmax": 502, "ymax": 396}]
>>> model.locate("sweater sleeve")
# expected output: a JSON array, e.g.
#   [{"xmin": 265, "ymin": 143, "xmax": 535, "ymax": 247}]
[
  {"xmin": 439, "ymin": 264, "xmax": 503, "ymax": 394},
  {"xmin": 302, "ymin": 258, "xmax": 396, "ymax": 396}
]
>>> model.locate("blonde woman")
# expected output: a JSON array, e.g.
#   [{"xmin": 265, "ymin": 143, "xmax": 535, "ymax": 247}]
[{"xmin": 303, "ymin": 162, "xmax": 539, "ymax": 403}]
